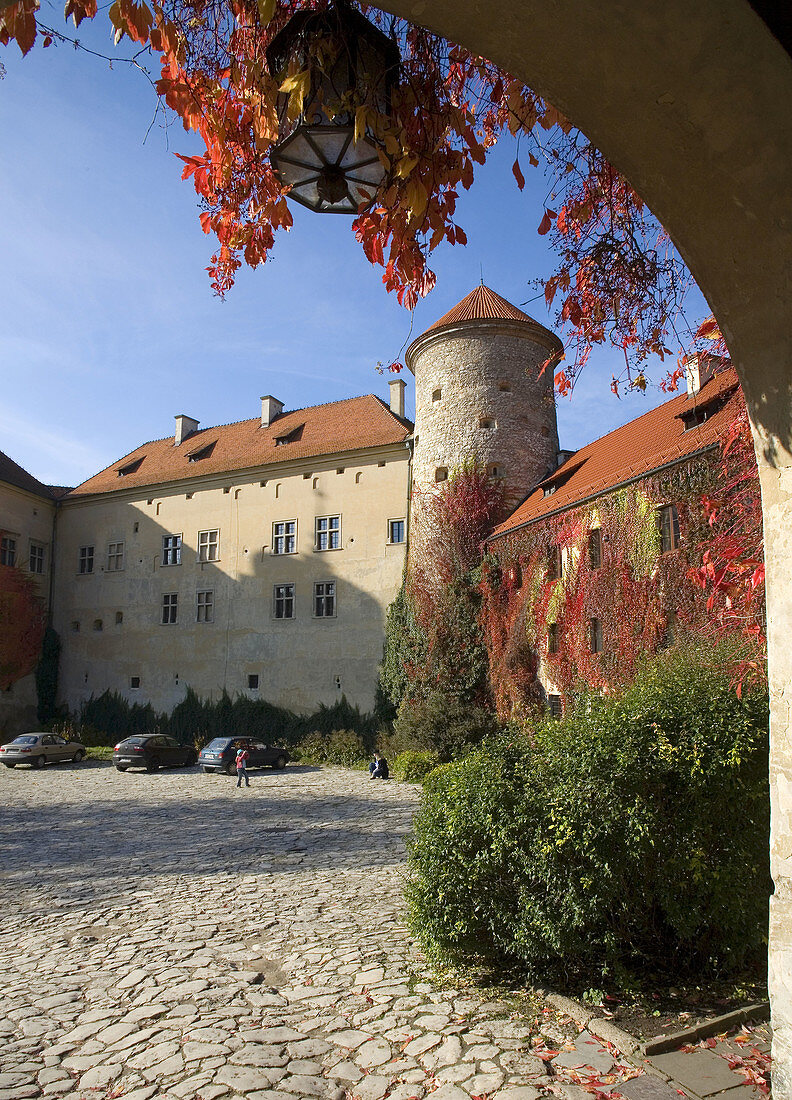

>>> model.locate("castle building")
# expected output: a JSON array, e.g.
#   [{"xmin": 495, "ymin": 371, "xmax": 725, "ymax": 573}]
[{"xmin": 0, "ymin": 286, "xmax": 752, "ymax": 733}]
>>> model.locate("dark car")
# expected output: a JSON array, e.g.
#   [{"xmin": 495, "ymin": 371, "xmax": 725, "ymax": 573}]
[
  {"xmin": 114, "ymin": 735, "xmax": 197, "ymax": 772},
  {"xmin": 198, "ymin": 737, "xmax": 290, "ymax": 775}
]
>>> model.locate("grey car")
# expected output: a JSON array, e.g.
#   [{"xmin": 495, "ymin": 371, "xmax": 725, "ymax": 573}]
[{"xmin": 0, "ymin": 733, "xmax": 86, "ymax": 769}]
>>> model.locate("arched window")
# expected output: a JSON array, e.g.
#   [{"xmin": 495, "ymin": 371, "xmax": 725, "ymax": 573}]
[{"xmin": 488, "ymin": 464, "xmax": 504, "ymax": 479}]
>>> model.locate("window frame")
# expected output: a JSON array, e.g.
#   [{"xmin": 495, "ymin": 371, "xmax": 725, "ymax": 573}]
[
  {"xmin": 106, "ymin": 541, "xmax": 125, "ymax": 572},
  {"xmin": 658, "ymin": 504, "xmax": 681, "ymax": 553},
  {"xmin": 196, "ymin": 589, "xmax": 214, "ymax": 623},
  {"xmin": 78, "ymin": 545, "xmax": 94, "ymax": 575},
  {"xmin": 313, "ymin": 580, "xmax": 336, "ymax": 618},
  {"xmin": 197, "ymin": 528, "xmax": 220, "ymax": 562},
  {"xmin": 547, "ymin": 622, "xmax": 560, "ymax": 655},
  {"xmin": 161, "ymin": 593, "xmax": 178, "ymax": 625},
  {"xmin": 162, "ymin": 534, "xmax": 182, "ymax": 566},
  {"xmin": 589, "ymin": 617, "xmax": 603, "ymax": 654},
  {"xmin": 588, "ymin": 528, "xmax": 602, "ymax": 569},
  {"xmin": 388, "ymin": 519, "xmax": 406, "ymax": 545},
  {"xmin": 548, "ymin": 694, "xmax": 563, "ymax": 719},
  {"xmin": 272, "ymin": 520, "xmax": 297, "ymax": 555},
  {"xmin": 28, "ymin": 541, "xmax": 45, "ymax": 575},
  {"xmin": 0, "ymin": 535, "xmax": 17, "ymax": 567},
  {"xmin": 273, "ymin": 582, "xmax": 295, "ymax": 620},
  {"xmin": 314, "ymin": 515, "xmax": 341, "ymax": 552},
  {"xmin": 547, "ymin": 545, "xmax": 562, "ymax": 581}
]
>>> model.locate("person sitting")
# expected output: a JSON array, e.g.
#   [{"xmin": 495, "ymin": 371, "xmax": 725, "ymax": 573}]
[{"xmin": 370, "ymin": 752, "xmax": 389, "ymax": 780}]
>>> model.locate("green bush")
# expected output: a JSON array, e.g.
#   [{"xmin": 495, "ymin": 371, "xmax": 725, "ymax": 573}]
[
  {"xmin": 393, "ymin": 750, "xmax": 440, "ymax": 783},
  {"xmin": 406, "ymin": 647, "xmax": 770, "ymax": 984},
  {"xmin": 394, "ymin": 691, "xmax": 501, "ymax": 762},
  {"xmin": 294, "ymin": 729, "xmax": 369, "ymax": 768}
]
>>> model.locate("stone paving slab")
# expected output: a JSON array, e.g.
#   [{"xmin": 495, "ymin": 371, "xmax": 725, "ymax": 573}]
[{"xmin": 0, "ymin": 762, "xmax": 771, "ymax": 1100}]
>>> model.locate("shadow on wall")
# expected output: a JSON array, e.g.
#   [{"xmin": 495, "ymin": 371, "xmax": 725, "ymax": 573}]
[{"xmin": 55, "ymin": 487, "xmax": 395, "ymax": 718}]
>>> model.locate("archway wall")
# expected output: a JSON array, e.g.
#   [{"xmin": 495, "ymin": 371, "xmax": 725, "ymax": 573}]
[{"xmin": 377, "ymin": 0, "xmax": 792, "ymax": 1090}]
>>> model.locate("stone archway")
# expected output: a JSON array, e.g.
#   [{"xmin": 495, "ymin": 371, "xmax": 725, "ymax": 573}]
[{"xmin": 374, "ymin": 0, "xmax": 792, "ymax": 1091}]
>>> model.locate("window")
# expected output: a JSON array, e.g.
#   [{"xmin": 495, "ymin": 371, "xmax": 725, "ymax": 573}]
[
  {"xmin": 115, "ymin": 611, "xmax": 123, "ymax": 625},
  {"xmin": 162, "ymin": 535, "xmax": 182, "ymax": 566},
  {"xmin": 435, "ymin": 467, "xmax": 448, "ymax": 483},
  {"xmin": 273, "ymin": 521, "xmax": 296, "ymax": 554},
  {"xmin": 658, "ymin": 505, "xmax": 681, "ymax": 552},
  {"xmin": 588, "ymin": 529, "xmax": 602, "ymax": 569},
  {"xmin": 432, "ymin": 388, "xmax": 442, "ymax": 402},
  {"xmin": 589, "ymin": 617, "xmax": 603, "ymax": 654},
  {"xmin": 547, "ymin": 545, "xmax": 562, "ymax": 581},
  {"xmin": 198, "ymin": 529, "xmax": 219, "ymax": 562},
  {"xmin": 70, "ymin": 621, "xmax": 80, "ymax": 633},
  {"xmin": 93, "ymin": 619, "xmax": 103, "ymax": 632},
  {"xmin": 162, "ymin": 593, "xmax": 178, "ymax": 624},
  {"xmin": 548, "ymin": 694, "xmax": 563, "ymax": 719},
  {"xmin": 130, "ymin": 676, "xmax": 140, "ymax": 689},
  {"xmin": 548, "ymin": 623, "xmax": 560, "ymax": 655},
  {"xmin": 197, "ymin": 590, "xmax": 214, "ymax": 623},
  {"xmin": 498, "ymin": 380, "xmax": 512, "ymax": 392},
  {"xmin": 1, "ymin": 535, "xmax": 17, "ymax": 567},
  {"xmin": 107, "ymin": 542, "xmax": 124, "ymax": 571},
  {"xmin": 117, "ymin": 457, "xmax": 144, "ymax": 477},
  {"xmin": 315, "ymin": 516, "xmax": 341, "ymax": 551},
  {"xmin": 187, "ymin": 440, "xmax": 216, "ymax": 462},
  {"xmin": 29, "ymin": 542, "xmax": 45, "ymax": 575},
  {"xmin": 248, "ymin": 674, "xmax": 260, "ymax": 690},
  {"xmin": 78, "ymin": 546, "xmax": 94, "ymax": 574},
  {"xmin": 314, "ymin": 581, "xmax": 336, "ymax": 618},
  {"xmin": 273, "ymin": 583, "xmax": 295, "ymax": 619},
  {"xmin": 388, "ymin": 519, "xmax": 406, "ymax": 545},
  {"xmin": 479, "ymin": 416, "xmax": 495, "ymax": 429},
  {"xmin": 488, "ymin": 464, "xmax": 504, "ymax": 479}
]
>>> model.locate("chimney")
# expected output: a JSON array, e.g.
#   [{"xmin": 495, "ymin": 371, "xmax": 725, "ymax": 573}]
[
  {"xmin": 556, "ymin": 449, "xmax": 575, "ymax": 468},
  {"xmin": 685, "ymin": 354, "xmax": 717, "ymax": 396},
  {"xmin": 389, "ymin": 378, "xmax": 406, "ymax": 418},
  {"xmin": 261, "ymin": 395, "xmax": 284, "ymax": 428},
  {"xmin": 174, "ymin": 414, "xmax": 199, "ymax": 446}
]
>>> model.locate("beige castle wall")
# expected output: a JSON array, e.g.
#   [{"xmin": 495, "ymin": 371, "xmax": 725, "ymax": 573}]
[
  {"xmin": 408, "ymin": 321, "xmax": 560, "ymax": 508},
  {"xmin": 53, "ymin": 446, "xmax": 410, "ymax": 718},
  {"xmin": 0, "ymin": 481, "xmax": 56, "ymax": 738}
]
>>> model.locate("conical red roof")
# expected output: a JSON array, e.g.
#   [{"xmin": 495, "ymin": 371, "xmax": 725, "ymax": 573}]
[{"xmin": 425, "ymin": 284, "xmax": 537, "ymax": 331}]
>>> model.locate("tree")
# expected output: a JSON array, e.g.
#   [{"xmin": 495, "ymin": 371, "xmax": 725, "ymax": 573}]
[
  {"xmin": 0, "ymin": 553, "xmax": 46, "ymax": 691},
  {"xmin": 0, "ymin": 0, "xmax": 702, "ymax": 390}
]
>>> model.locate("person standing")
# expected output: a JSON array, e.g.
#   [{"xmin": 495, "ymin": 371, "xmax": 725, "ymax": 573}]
[{"xmin": 235, "ymin": 743, "xmax": 250, "ymax": 788}]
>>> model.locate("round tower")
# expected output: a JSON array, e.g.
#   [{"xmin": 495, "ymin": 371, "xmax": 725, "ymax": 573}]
[{"xmin": 406, "ymin": 284, "xmax": 563, "ymax": 507}]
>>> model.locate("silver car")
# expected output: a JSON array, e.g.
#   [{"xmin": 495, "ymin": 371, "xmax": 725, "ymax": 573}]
[{"xmin": 0, "ymin": 733, "xmax": 86, "ymax": 769}]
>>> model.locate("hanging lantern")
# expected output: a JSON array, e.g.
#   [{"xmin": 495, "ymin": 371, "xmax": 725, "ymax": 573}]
[{"xmin": 266, "ymin": 1, "xmax": 400, "ymax": 214}]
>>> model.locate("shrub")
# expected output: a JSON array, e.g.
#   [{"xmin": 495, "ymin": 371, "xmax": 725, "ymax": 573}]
[
  {"xmin": 406, "ymin": 646, "xmax": 770, "ymax": 984},
  {"xmin": 394, "ymin": 691, "xmax": 501, "ymax": 762},
  {"xmin": 294, "ymin": 729, "xmax": 369, "ymax": 768},
  {"xmin": 393, "ymin": 750, "xmax": 440, "ymax": 783}
]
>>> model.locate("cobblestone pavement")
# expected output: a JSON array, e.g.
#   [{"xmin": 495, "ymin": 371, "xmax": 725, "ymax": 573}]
[{"xmin": 0, "ymin": 762, "xmax": 766, "ymax": 1100}]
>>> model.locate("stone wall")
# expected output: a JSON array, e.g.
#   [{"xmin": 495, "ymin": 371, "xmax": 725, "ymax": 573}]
[{"xmin": 407, "ymin": 319, "xmax": 561, "ymax": 512}]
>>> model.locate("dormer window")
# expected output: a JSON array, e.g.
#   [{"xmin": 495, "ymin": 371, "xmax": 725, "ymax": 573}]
[
  {"xmin": 274, "ymin": 424, "xmax": 304, "ymax": 446},
  {"xmin": 187, "ymin": 440, "xmax": 217, "ymax": 463},
  {"xmin": 117, "ymin": 457, "xmax": 144, "ymax": 477},
  {"xmin": 543, "ymin": 485, "xmax": 557, "ymax": 498}
]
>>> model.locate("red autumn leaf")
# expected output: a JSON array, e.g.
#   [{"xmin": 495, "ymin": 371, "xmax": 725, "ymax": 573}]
[
  {"xmin": 512, "ymin": 157, "xmax": 525, "ymax": 191},
  {"xmin": 538, "ymin": 208, "xmax": 554, "ymax": 235}
]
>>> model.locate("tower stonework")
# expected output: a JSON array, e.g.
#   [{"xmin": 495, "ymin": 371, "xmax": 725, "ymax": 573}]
[{"xmin": 406, "ymin": 285, "xmax": 563, "ymax": 508}]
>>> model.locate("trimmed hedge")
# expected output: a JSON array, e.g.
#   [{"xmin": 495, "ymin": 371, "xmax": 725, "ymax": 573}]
[{"xmin": 406, "ymin": 648, "xmax": 770, "ymax": 983}]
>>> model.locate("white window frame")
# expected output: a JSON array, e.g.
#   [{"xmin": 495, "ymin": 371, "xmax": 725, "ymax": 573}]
[
  {"xmin": 313, "ymin": 581, "xmax": 336, "ymax": 618},
  {"xmin": 106, "ymin": 541, "xmax": 124, "ymax": 572},
  {"xmin": 196, "ymin": 589, "xmax": 214, "ymax": 623},
  {"xmin": 197, "ymin": 529, "xmax": 219, "ymax": 562},
  {"xmin": 388, "ymin": 519, "xmax": 406, "ymax": 545},
  {"xmin": 0, "ymin": 535, "xmax": 17, "ymax": 567},
  {"xmin": 273, "ymin": 583, "xmax": 295, "ymax": 619},
  {"xmin": 162, "ymin": 534, "xmax": 182, "ymax": 566},
  {"xmin": 314, "ymin": 515, "xmax": 341, "ymax": 551},
  {"xmin": 29, "ymin": 541, "xmax": 45, "ymax": 575},
  {"xmin": 78, "ymin": 545, "xmax": 94, "ymax": 574},
  {"xmin": 273, "ymin": 520, "xmax": 296, "ymax": 555},
  {"xmin": 162, "ymin": 593, "xmax": 178, "ymax": 625}
]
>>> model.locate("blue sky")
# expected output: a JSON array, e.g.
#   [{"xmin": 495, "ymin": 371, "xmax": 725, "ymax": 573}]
[{"xmin": 0, "ymin": 17, "xmax": 711, "ymax": 487}]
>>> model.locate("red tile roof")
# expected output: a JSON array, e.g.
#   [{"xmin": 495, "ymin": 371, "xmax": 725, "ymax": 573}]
[
  {"xmin": 0, "ymin": 450, "xmax": 56, "ymax": 500},
  {"xmin": 426, "ymin": 284, "xmax": 540, "ymax": 330},
  {"xmin": 490, "ymin": 367, "xmax": 742, "ymax": 540},
  {"xmin": 67, "ymin": 395, "xmax": 412, "ymax": 499}
]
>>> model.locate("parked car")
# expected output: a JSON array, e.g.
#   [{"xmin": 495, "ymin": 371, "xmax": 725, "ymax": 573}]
[
  {"xmin": 198, "ymin": 737, "xmax": 290, "ymax": 775},
  {"xmin": 113, "ymin": 735, "xmax": 197, "ymax": 772},
  {"xmin": 0, "ymin": 733, "xmax": 86, "ymax": 768}
]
